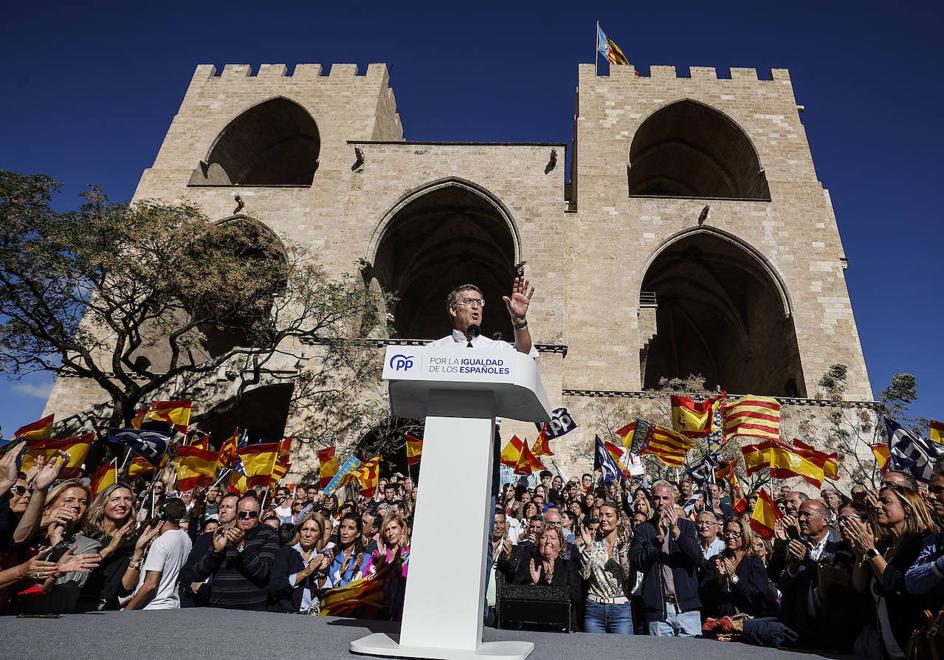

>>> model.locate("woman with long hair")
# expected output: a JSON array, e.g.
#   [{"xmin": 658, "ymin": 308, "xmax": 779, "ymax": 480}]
[
  {"xmin": 77, "ymin": 482, "xmax": 139, "ymax": 611},
  {"xmin": 322, "ymin": 512, "xmax": 364, "ymax": 588},
  {"xmin": 361, "ymin": 513, "xmax": 411, "ymax": 620},
  {"xmin": 700, "ymin": 516, "xmax": 777, "ymax": 618},
  {"xmin": 580, "ymin": 501, "xmax": 635, "ymax": 634},
  {"xmin": 269, "ymin": 513, "xmax": 331, "ymax": 614},
  {"xmin": 842, "ymin": 485, "xmax": 936, "ymax": 659}
]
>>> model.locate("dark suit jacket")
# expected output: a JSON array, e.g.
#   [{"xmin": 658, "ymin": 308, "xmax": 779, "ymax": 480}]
[
  {"xmin": 630, "ymin": 515, "xmax": 704, "ymax": 621},
  {"xmin": 268, "ymin": 545, "xmax": 314, "ymax": 613}
]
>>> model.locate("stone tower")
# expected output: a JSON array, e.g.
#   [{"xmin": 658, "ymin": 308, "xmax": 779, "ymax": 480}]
[{"xmin": 44, "ymin": 61, "xmax": 873, "ymax": 474}]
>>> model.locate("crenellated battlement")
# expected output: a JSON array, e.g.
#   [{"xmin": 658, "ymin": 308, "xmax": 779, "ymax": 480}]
[
  {"xmin": 580, "ymin": 62, "xmax": 791, "ymax": 82},
  {"xmin": 190, "ymin": 62, "xmax": 391, "ymax": 83}
]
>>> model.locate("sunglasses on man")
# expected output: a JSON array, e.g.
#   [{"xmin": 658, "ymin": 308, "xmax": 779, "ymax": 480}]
[
  {"xmin": 11, "ymin": 485, "xmax": 32, "ymax": 496},
  {"xmin": 237, "ymin": 510, "xmax": 259, "ymax": 519}
]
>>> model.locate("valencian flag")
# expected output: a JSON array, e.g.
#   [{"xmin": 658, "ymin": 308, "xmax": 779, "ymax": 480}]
[
  {"xmin": 405, "ymin": 435, "xmax": 423, "ymax": 466},
  {"xmin": 174, "ymin": 445, "xmax": 220, "ymax": 491},
  {"xmin": 724, "ymin": 396, "xmax": 781, "ymax": 442},
  {"xmin": 218, "ymin": 429, "xmax": 240, "ymax": 469},
  {"xmin": 931, "ymin": 420, "xmax": 944, "ymax": 445},
  {"xmin": 131, "ymin": 400, "xmax": 192, "ymax": 433},
  {"xmin": 707, "ymin": 404, "xmax": 726, "ymax": 453},
  {"xmin": 15, "ymin": 414, "xmax": 54, "ymax": 441},
  {"xmin": 531, "ymin": 427, "xmax": 554, "ymax": 458},
  {"xmin": 108, "ymin": 428, "xmax": 171, "ymax": 467},
  {"xmin": 90, "ymin": 459, "xmax": 118, "ymax": 496},
  {"xmin": 22, "ymin": 435, "xmax": 94, "ymax": 479},
  {"xmin": 791, "ymin": 438, "xmax": 839, "ymax": 480},
  {"xmin": 351, "ymin": 455, "xmax": 382, "ymax": 496},
  {"xmin": 514, "ymin": 442, "xmax": 544, "ymax": 476},
  {"xmin": 319, "ymin": 564, "xmax": 391, "ymax": 618},
  {"xmin": 884, "ymin": 415, "xmax": 942, "ymax": 484},
  {"xmin": 616, "ymin": 418, "xmax": 655, "ymax": 455},
  {"xmin": 230, "ymin": 442, "xmax": 281, "ymax": 491},
  {"xmin": 871, "ymin": 444, "xmax": 892, "ymax": 474},
  {"xmin": 499, "ymin": 435, "xmax": 526, "ymax": 468},
  {"xmin": 594, "ymin": 435, "xmax": 623, "ymax": 484},
  {"xmin": 641, "ymin": 425, "xmax": 695, "ymax": 467},
  {"xmin": 318, "ymin": 446, "xmax": 340, "ymax": 489},
  {"xmin": 750, "ymin": 489, "xmax": 782, "ymax": 539},
  {"xmin": 596, "ymin": 23, "xmax": 631, "ymax": 66},
  {"xmin": 671, "ymin": 393, "xmax": 726, "ymax": 438}
]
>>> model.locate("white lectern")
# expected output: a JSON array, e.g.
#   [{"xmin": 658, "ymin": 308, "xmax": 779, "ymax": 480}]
[{"xmin": 351, "ymin": 345, "xmax": 551, "ymax": 660}]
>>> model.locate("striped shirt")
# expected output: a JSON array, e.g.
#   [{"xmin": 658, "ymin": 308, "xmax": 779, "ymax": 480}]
[{"xmin": 192, "ymin": 524, "xmax": 279, "ymax": 610}]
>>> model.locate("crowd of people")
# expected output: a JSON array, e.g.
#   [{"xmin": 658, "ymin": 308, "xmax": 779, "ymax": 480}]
[{"xmin": 1, "ymin": 439, "xmax": 942, "ymax": 659}]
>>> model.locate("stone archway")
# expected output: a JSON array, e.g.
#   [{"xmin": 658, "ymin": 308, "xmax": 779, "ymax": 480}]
[
  {"xmin": 371, "ymin": 180, "xmax": 520, "ymax": 340},
  {"xmin": 640, "ymin": 230, "xmax": 804, "ymax": 396}
]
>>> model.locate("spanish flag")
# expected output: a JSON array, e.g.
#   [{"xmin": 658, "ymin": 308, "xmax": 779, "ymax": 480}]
[
  {"xmin": 14, "ymin": 414, "xmax": 54, "ymax": 441},
  {"xmin": 189, "ymin": 435, "xmax": 211, "ymax": 450},
  {"xmin": 405, "ymin": 434, "xmax": 423, "ymax": 466},
  {"xmin": 791, "ymin": 438, "xmax": 839, "ymax": 480},
  {"xmin": 90, "ymin": 459, "xmax": 118, "ymax": 496},
  {"xmin": 767, "ymin": 442, "xmax": 825, "ymax": 488},
  {"xmin": 174, "ymin": 445, "xmax": 220, "ymax": 491},
  {"xmin": 514, "ymin": 442, "xmax": 544, "ymax": 476},
  {"xmin": 139, "ymin": 400, "xmax": 192, "ymax": 433},
  {"xmin": 750, "ymin": 489, "xmax": 782, "ymax": 539},
  {"xmin": 741, "ymin": 441, "xmax": 774, "ymax": 475},
  {"xmin": 499, "ymin": 435, "xmax": 525, "ymax": 468},
  {"xmin": 671, "ymin": 393, "xmax": 725, "ymax": 438},
  {"xmin": 931, "ymin": 420, "xmax": 944, "ymax": 445},
  {"xmin": 319, "ymin": 564, "xmax": 390, "ymax": 618},
  {"xmin": 278, "ymin": 436, "xmax": 293, "ymax": 464},
  {"xmin": 725, "ymin": 464, "xmax": 748, "ymax": 515},
  {"xmin": 128, "ymin": 455, "xmax": 167, "ymax": 478},
  {"xmin": 318, "ymin": 446, "xmax": 340, "ymax": 489},
  {"xmin": 640, "ymin": 425, "xmax": 694, "ymax": 467},
  {"xmin": 871, "ymin": 443, "xmax": 892, "ymax": 474},
  {"xmin": 531, "ymin": 427, "xmax": 554, "ymax": 458},
  {"xmin": 21, "ymin": 434, "xmax": 94, "ymax": 479},
  {"xmin": 230, "ymin": 442, "xmax": 281, "ymax": 491},
  {"xmin": 724, "ymin": 396, "xmax": 781, "ymax": 442}
]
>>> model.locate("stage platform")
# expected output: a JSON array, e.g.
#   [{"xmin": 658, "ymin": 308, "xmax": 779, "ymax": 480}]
[{"xmin": 2, "ymin": 608, "xmax": 836, "ymax": 659}]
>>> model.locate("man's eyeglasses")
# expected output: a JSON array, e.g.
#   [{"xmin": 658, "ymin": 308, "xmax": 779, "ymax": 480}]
[
  {"xmin": 696, "ymin": 520, "xmax": 717, "ymax": 527},
  {"xmin": 11, "ymin": 485, "xmax": 31, "ymax": 496},
  {"xmin": 237, "ymin": 511, "xmax": 259, "ymax": 519},
  {"xmin": 456, "ymin": 297, "xmax": 485, "ymax": 308}
]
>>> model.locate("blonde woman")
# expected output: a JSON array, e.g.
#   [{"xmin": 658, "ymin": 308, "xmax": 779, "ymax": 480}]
[
  {"xmin": 78, "ymin": 482, "xmax": 138, "ymax": 610},
  {"xmin": 269, "ymin": 513, "xmax": 331, "ymax": 613},
  {"xmin": 360, "ymin": 513, "xmax": 411, "ymax": 620}
]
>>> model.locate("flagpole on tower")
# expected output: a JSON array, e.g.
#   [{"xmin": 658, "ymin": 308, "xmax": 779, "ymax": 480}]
[{"xmin": 595, "ymin": 20, "xmax": 600, "ymax": 72}]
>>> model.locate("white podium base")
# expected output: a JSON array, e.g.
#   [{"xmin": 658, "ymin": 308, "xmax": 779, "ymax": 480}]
[{"xmin": 350, "ymin": 633, "xmax": 534, "ymax": 660}]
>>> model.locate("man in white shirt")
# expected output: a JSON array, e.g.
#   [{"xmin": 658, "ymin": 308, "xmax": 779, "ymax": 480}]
[{"xmin": 124, "ymin": 498, "xmax": 193, "ymax": 610}]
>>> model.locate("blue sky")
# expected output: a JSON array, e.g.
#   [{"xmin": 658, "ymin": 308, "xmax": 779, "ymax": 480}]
[{"xmin": 1, "ymin": 1, "xmax": 941, "ymax": 435}]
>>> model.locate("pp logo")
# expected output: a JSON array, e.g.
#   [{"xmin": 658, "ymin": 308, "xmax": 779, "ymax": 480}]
[{"xmin": 389, "ymin": 354, "xmax": 415, "ymax": 371}]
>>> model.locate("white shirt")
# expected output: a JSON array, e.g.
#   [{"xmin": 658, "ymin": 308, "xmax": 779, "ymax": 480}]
[
  {"xmin": 702, "ymin": 537, "xmax": 726, "ymax": 561},
  {"xmin": 428, "ymin": 329, "xmax": 539, "ymax": 359},
  {"xmin": 135, "ymin": 528, "xmax": 192, "ymax": 610}
]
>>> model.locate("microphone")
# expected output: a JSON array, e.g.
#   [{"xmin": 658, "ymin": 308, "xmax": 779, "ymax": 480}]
[{"xmin": 465, "ymin": 324, "xmax": 480, "ymax": 348}]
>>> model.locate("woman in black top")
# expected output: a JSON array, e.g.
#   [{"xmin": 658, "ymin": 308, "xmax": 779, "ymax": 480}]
[
  {"xmin": 701, "ymin": 516, "xmax": 777, "ymax": 618},
  {"xmin": 77, "ymin": 482, "xmax": 138, "ymax": 611}
]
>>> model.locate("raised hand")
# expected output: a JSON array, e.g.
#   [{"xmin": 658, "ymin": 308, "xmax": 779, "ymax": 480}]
[
  {"xmin": 580, "ymin": 525, "xmax": 594, "ymax": 548},
  {"xmin": 33, "ymin": 451, "xmax": 68, "ymax": 491},
  {"xmin": 102, "ymin": 519, "xmax": 135, "ymax": 558},
  {"xmin": 786, "ymin": 539, "xmax": 808, "ymax": 563},
  {"xmin": 502, "ymin": 276, "xmax": 535, "ymax": 323},
  {"xmin": 58, "ymin": 551, "xmax": 101, "ymax": 574},
  {"xmin": 135, "ymin": 523, "xmax": 162, "ymax": 552},
  {"xmin": 501, "ymin": 538, "xmax": 513, "ymax": 559},
  {"xmin": 24, "ymin": 454, "xmax": 44, "ymax": 485},
  {"xmin": 528, "ymin": 558, "xmax": 542, "ymax": 585},
  {"xmin": 0, "ymin": 442, "xmax": 27, "ymax": 493},
  {"xmin": 211, "ymin": 528, "xmax": 228, "ymax": 553}
]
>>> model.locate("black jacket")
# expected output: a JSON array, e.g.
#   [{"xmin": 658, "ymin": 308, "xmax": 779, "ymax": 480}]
[
  {"xmin": 700, "ymin": 554, "xmax": 776, "ymax": 618},
  {"xmin": 268, "ymin": 545, "xmax": 317, "ymax": 613},
  {"xmin": 630, "ymin": 515, "xmax": 703, "ymax": 622},
  {"xmin": 178, "ymin": 530, "xmax": 214, "ymax": 607}
]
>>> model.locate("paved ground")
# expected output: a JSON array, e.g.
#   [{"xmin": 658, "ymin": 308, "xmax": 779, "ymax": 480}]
[{"xmin": 1, "ymin": 609, "xmax": 837, "ymax": 659}]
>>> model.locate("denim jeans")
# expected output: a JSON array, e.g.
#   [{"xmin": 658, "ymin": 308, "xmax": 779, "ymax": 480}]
[
  {"xmin": 584, "ymin": 601, "xmax": 634, "ymax": 634},
  {"xmin": 647, "ymin": 602, "xmax": 701, "ymax": 637}
]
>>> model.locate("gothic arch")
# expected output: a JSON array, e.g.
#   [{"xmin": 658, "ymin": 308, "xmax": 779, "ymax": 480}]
[
  {"xmin": 640, "ymin": 228, "xmax": 804, "ymax": 395},
  {"xmin": 629, "ymin": 99, "xmax": 771, "ymax": 200},
  {"xmin": 191, "ymin": 97, "xmax": 320, "ymax": 186},
  {"xmin": 369, "ymin": 179, "xmax": 521, "ymax": 339}
]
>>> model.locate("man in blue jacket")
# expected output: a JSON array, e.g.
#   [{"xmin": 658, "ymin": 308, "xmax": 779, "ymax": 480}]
[{"xmin": 630, "ymin": 479, "xmax": 704, "ymax": 636}]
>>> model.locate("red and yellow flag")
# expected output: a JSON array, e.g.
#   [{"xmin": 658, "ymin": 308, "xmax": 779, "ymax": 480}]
[
  {"xmin": 189, "ymin": 435, "xmax": 210, "ymax": 450},
  {"xmin": 791, "ymin": 438, "xmax": 839, "ymax": 480},
  {"xmin": 21, "ymin": 434, "xmax": 94, "ymax": 478},
  {"xmin": 15, "ymin": 414, "xmax": 54, "ymax": 441},
  {"xmin": 90, "ymin": 460, "xmax": 118, "ymax": 496},
  {"xmin": 930, "ymin": 420, "xmax": 943, "ymax": 445},
  {"xmin": 671, "ymin": 393, "xmax": 725, "ymax": 438},
  {"xmin": 136, "ymin": 400, "xmax": 192, "ymax": 433},
  {"xmin": 499, "ymin": 435, "xmax": 525, "ymax": 468},
  {"xmin": 231, "ymin": 442, "xmax": 281, "ymax": 491},
  {"xmin": 531, "ymin": 427, "xmax": 554, "ymax": 458},
  {"xmin": 319, "ymin": 564, "xmax": 390, "ymax": 618},
  {"xmin": 347, "ymin": 455, "xmax": 382, "ymax": 496},
  {"xmin": 726, "ymin": 464, "xmax": 748, "ymax": 515},
  {"xmin": 640, "ymin": 425, "xmax": 694, "ymax": 467},
  {"xmin": 318, "ymin": 446, "xmax": 340, "ymax": 489},
  {"xmin": 603, "ymin": 440, "xmax": 631, "ymax": 477},
  {"xmin": 405, "ymin": 434, "xmax": 423, "ymax": 466},
  {"xmin": 513, "ymin": 442, "xmax": 544, "ymax": 476},
  {"xmin": 740, "ymin": 441, "xmax": 772, "ymax": 475},
  {"xmin": 174, "ymin": 445, "xmax": 220, "ymax": 491},
  {"xmin": 749, "ymin": 489, "xmax": 782, "ymax": 539},
  {"xmin": 740, "ymin": 440, "xmax": 825, "ymax": 487},
  {"xmin": 128, "ymin": 455, "xmax": 167, "ymax": 478},
  {"xmin": 217, "ymin": 429, "xmax": 239, "ymax": 469},
  {"xmin": 871, "ymin": 444, "xmax": 892, "ymax": 474},
  {"xmin": 724, "ymin": 396, "xmax": 781, "ymax": 442}
]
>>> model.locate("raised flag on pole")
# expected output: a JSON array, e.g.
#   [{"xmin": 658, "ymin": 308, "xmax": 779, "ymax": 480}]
[
  {"xmin": 349, "ymin": 455, "xmax": 382, "ymax": 496},
  {"xmin": 90, "ymin": 459, "xmax": 118, "ymax": 496},
  {"xmin": 499, "ymin": 435, "xmax": 526, "ymax": 468},
  {"xmin": 767, "ymin": 441, "xmax": 825, "ymax": 488},
  {"xmin": 597, "ymin": 23, "xmax": 631, "ymax": 66},
  {"xmin": 317, "ymin": 446, "xmax": 340, "ymax": 489},
  {"xmin": 641, "ymin": 425, "xmax": 695, "ymax": 467},
  {"xmin": 405, "ymin": 435, "xmax": 423, "ymax": 466},
  {"xmin": 22, "ymin": 435, "xmax": 94, "ymax": 478},
  {"xmin": 531, "ymin": 427, "xmax": 554, "ymax": 458},
  {"xmin": 726, "ymin": 464, "xmax": 748, "ymax": 515},
  {"xmin": 671, "ymin": 393, "xmax": 726, "ymax": 438},
  {"xmin": 128, "ymin": 455, "xmax": 167, "ymax": 478},
  {"xmin": 616, "ymin": 418, "xmax": 654, "ymax": 455},
  {"xmin": 324, "ymin": 455, "xmax": 360, "ymax": 496},
  {"xmin": 141, "ymin": 400, "xmax": 192, "ymax": 433},
  {"xmin": 930, "ymin": 420, "xmax": 944, "ymax": 445},
  {"xmin": 174, "ymin": 445, "xmax": 220, "ymax": 491},
  {"xmin": 750, "ymin": 489, "xmax": 782, "ymax": 539},
  {"xmin": 883, "ymin": 415, "xmax": 942, "ymax": 484},
  {"xmin": 534, "ymin": 408, "xmax": 578, "ymax": 439},
  {"xmin": 871, "ymin": 444, "xmax": 892, "ymax": 474},
  {"xmin": 594, "ymin": 435, "xmax": 624, "ymax": 484},
  {"xmin": 230, "ymin": 442, "xmax": 281, "ymax": 491},
  {"xmin": 513, "ymin": 442, "xmax": 544, "ymax": 476},
  {"xmin": 218, "ymin": 429, "xmax": 240, "ymax": 469},
  {"xmin": 108, "ymin": 428, "xmax": 171, "ymax": 467},
  {"xmin": 791, "ymin": 438, "xmax": 839, "ymax": 480},
  {"xmin": 724, "ymin": 396, "xmax": 781, "ymax": 441},
  {"xmin": 14, "ymin": 415, "xmax": 54, "ymax": 441}
]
